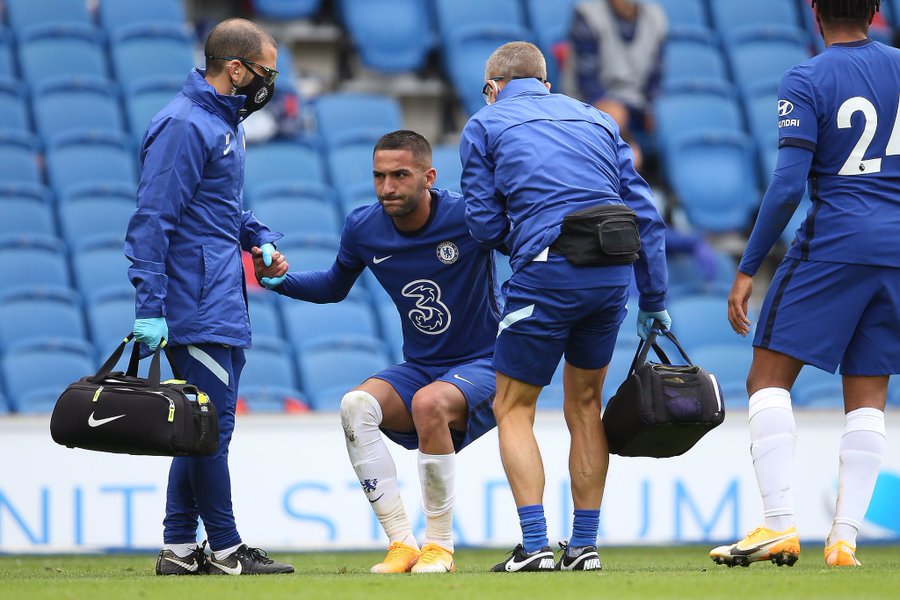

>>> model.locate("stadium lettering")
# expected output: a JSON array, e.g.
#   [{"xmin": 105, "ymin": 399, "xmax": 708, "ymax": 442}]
[
  {"xmin": 0, "ymin": 488, "xmax": 49, "ymax": 544},
  {"xmin": 673, "ymin": 479, "xmax": 740, "ymax": 540},
  {"xmin": 779, "ymin": 118, "xmax": 801, "ymax": 128},
  {"xmin": 100, "ymin": 485, "xmax": 155, "ymax": 547},
  {"xmin": 283, "ymin": 482, "xmax": 337, "ymax": 541}
]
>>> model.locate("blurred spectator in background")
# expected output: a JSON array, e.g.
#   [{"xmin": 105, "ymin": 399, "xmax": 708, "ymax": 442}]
[{"xmin": 569, "ymin": 0, "xmax": 667, "ymax": 169}]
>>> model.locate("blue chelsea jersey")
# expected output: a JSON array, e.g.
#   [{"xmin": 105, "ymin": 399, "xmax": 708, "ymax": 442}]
[
  {"xmin": 339, "ymin": 189, "xmax": 500, "ymax": 366},
  {"xmin": 778, "ymin": 39, "xmax": 900, "ymax": 266}
]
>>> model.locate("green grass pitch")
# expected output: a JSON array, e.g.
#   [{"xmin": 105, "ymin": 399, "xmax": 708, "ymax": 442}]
[{"xmin": 2, "ymin": 545, "xmax": 899, "ymax": 599}]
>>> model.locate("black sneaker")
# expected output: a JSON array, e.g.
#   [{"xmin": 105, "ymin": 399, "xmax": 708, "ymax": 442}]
[
  {"xmin": 155, "ymin": 543, "xmax": 208, "ymax": 575},
  {"xmin": 491, "ymin": 544, "xmax": 555, "ymax": 572},
  {"xmin": 207, "ymin": 544, "xmax": 294, "ymax": 575},
  {"xmin": 555, "ymin": 542, "xmax": 602, "ymax": 571}
]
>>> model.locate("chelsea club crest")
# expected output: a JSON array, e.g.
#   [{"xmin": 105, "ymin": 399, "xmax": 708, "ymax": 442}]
[{"xmin": 436, "ymin": 241, "xmax": 459, "ymax": 265}]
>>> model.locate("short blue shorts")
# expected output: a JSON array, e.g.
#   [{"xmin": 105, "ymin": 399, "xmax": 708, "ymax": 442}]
[
  {"xmin": 754, "ymin": 258, "xmax": 900, "ymax": 375},
  {"xmin": 493, "ymin": 278, "xmax": 628, "ymax": 386},
  {"xmin": 372, "ymin": 356, "xmax": 496, "ymax": 452}
]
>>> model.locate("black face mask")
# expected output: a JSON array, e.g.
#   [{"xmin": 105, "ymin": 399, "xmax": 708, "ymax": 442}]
[{"xmin": 235, "ymin": 69, "xmax": 275, "ymax": 119}]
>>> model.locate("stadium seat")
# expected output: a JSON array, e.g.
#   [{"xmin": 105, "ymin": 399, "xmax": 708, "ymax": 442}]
[
  {"xmin": 432, "ymin": 144, "xmax": 463, "ymax": 193},
  {"xmin": 281, "ymin": 297, "xmax": 379, "ymax": 348},
  {"xmin": 123, "ymin": 77, "xmax": 183, "ymax": 143},
  {"xmin": 433, "ymin": 0, "xmax": 526, "ymax": 38},
  {"xmin": 781, "ymin": 195, "xmax": 813, "ymax": 246},
  {"xmin": 601, "ymin": 350, "xmax": 638, "ymax": 402},
  {"xmin": 1, "ymin": 338, "xmax": 95, "ymax": 413},
  {"xmin": 0, "ymin": 131, "xmax": 42, "ymax": 186},
  {"xmin": 0, "ymin": 29, "xmax": 16, "ymax": 81},
  {"xmin": 0, "ymin": 234, "xmax": 70, "ymax": 292},
  {"xmin": 32, "ymin": 77, "xmax": 126, "ymax": 146},
  {"xmin": 239, "ymin": 384, "xmax": 309, "ymax": 413},
  {"xmin": 337, "ymin": 181, "xmax": 378, "ymax": 217},
  {"xmin": 58, "ymin": 183, "xmax": 137, "ymax": 248},
  {"xmin": 653, "ymin": 0, "xmax": 711, "ymax": 30},
  {"xmin": 443, "ymin": 24, "xmax": 534, "ymax": 116},
  {"xmin": 662, "ymin": 35, "xmax": 729, "ymax": 92},
  {"xmin": 45, "ymin": 131, "xmax": 137, "ymax": 197},
  {"xmin": 0, "ymin": 184, "xmax": 55, "ymax": 237},
  {"xmin": 709, "ymin": 0, "xmax": 802, "ymax": 36},
  {"xmin": 247, "ymin": 293, "xmax": 284, "ymax": 340},
  {"xmin": 522, "ymin": 0, "xmax": 578, "ymax": 89},
  {"xmin": 666, "ymin": 249, "xmax": 736, "ymax": 298},
  {"xmin": 0, "ymin": 80, "xmax": 31, "ymax": 134},
  {"xmin": 110, "ymin": 24, "xmax": 196, "ymax": 90},
  {"xmin": 252, "ymin": 0, "xmax": 323, "ymax": 19},
  {"xmin": 272, "ymin": 233, "xmax": 341, "ymax": 272},
  {"xmin": 17, "ymin": 24, "xmax": 108, "ymax": 87},
  {"xmin": 374, "ymin": 299, "xmax": 403, "ymax": 362},
  {"xmin": 70, "ymin": 235, "xmax": 132, "ymax": 301},
  {"xmin": 5, "ymin": 0, "xmax": 92, "ymax": 32},
  {"xmin": 668, "ymin": 295, "xmax": 752, "ymax": 355},
  {"xmin": 689, "ymin": 343, "xmax": 753, "ymax": 408},
  {"xmin": 98, "ymin": 0, "xmax": 187, "ymax": 33},
  {"xmin": 0, "ymin": 286, "xmax": 85, "ymax": 350},
  {"xmin": 792, "ymin": 368, "xmax": 843, "ymax": 409},
  {"xmin": 241, "ymin": 336, "xmax": 300, "ymax": 391},
  {"xmin": 250, "ymin": 187, "xmax": 343, "ymax": 238},
  {"xmin": 667, "ymin": 130, "xmax": 759, "ymax": 233},
  {"xmin": 743, "ymin": 81, "xmax": 780, "ymax": 183},
  {"xmin": 888, "ymin": 377, "xmax": 900, "ymax": 407},
  {"xmin": 326, "ymin": 141, "xmax": 381, "ymax": 198},
  {"xmin": 337, "ymin": 0, "xmax": 433, "ymax": 73},
  {"xmin": 85, "ymin": 287, "xmax": 135, "ymax": 348},
  {"xmin": 244, "ymin": 141, "xmax": 326, "ymax": 199},
  {"xmin": 313, "ymin": 93, "xmax": 403, "ymax": 149},
  {"xmin": 297, "ymin": 336, "xmax": 392, "ymax": 409},
  {"xmin": 724, "ymin": 25, "xmax": 810, "ymax": 97}
]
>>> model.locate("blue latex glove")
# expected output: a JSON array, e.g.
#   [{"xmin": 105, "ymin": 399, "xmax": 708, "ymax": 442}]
[
  {"xmin": 259, "ymin": 242, "xmax": 276, "ymax": 267},
  {"xmin": 133, "ymin": 317, "xmax": 168, "ymax": 351},
  {"xmin": 260, "ymin": 275, "xmax": 285, "ymax": 289},
  {"xmin": 636, "ymin": 309, "xmax": 671, "ymax": 341}
]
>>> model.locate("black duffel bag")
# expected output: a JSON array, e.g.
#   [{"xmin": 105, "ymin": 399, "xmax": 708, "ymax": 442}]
[
  {"xmin": 50, "ymin": 334, "xmax": 218, "ymax": 456},
  {"xmin": 602, "ymin": 323, "xmax": 725, "ymax": 458}
]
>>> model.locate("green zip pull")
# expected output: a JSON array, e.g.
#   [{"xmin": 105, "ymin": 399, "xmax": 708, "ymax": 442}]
[
  {"xmin": 167, "ymin": 398, "xmax": 175, "ymax": 423},
  {"xmin": 92, "ymin": 387, "xmax": 103, "ymax": 403}
]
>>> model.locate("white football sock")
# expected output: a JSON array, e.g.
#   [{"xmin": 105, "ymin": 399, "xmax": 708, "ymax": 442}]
[
  {"xmin": 828, "ymin": 407, "xmax": 886, "ymax": 546},
  {"xmin": 748, "ymin": 387, "xmax": 796, "ymax": 532},
  {"xmin": 341, "ymin": 391, "xmax": 416, "ymax": 548},
  {"xmin": 418, "ymin": 451, "xmax": 456, "ymax": 552},
  {"xmin": 213, "ymin": 543, "xmax": 241, "ymax": 561},
  {"xmin": 164, "ymin": 542, "xmax": 198, "ymax": 558}
]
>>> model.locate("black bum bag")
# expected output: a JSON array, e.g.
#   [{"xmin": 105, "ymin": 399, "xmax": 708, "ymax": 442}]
[{"xmin": 550, "ymin": 203, "xmax": 641, "ymax": 266}]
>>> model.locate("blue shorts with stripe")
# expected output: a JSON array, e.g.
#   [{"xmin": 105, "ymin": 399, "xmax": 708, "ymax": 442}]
[
  {"xmin": 493, "ymin": 278, "xmax": 629, "ymax": 386},
  {"xmin": 754, "ymin": 257, "xmax": 900, "ymax": 375},
  {"xmin": 372, "ymin": 356, "xmax": 496, "ymax": 452}
]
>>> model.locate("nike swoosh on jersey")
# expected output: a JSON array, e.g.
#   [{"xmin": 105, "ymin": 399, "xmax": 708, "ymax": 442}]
[
  {"xmin": 213, "ymin": 560, "xmax": 243, "ymax": 575},
  {"xmin": 372, "ymin": 255, "xmax": 393, "ymax": 264},
  {"xmin": 87, "ymin": 412, "xmax": 126, "ymax": 428},
  {"xmin": 164, "ymin": 556, "xmax": 199, "ymax": 572},
  {"xmin": 452, "ymin": 374, "xmax": 475, "ymax": 386}
]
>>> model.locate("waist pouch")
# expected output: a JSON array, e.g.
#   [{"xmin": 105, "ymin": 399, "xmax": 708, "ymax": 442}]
[{"xmin": 550, "ymin": 203, "xmax": 640, "ymax": 266}]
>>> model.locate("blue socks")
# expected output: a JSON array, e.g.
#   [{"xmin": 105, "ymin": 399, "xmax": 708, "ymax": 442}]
[
  {"xmin": 517, "ymin": 504, "xmax": 548, "ymax": 553},
  {"xmin": 569, "ymin": 508, "xmax": 600, "ymax": 549}
]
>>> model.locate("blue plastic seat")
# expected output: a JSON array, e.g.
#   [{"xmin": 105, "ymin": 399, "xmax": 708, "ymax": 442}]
[
  {"xmin": 444, "ymin": 24, "xmax": 534, "ymax": 116},
  {"xmin": 5, "ymin": 0, "xmax": 92, "ymax": 32},
  {"xmin": 709, "ymin": 0, "xmax": 802, "ymax": 35},
  {"xmin": 0, "ymin": 131, "xmax": 42, "ymax": 186},
  {"xmin": 666, "ymin": 249, "xmax": 736, "ymax": 298},
  {"xmin": 433, "ymin": 0, "xmax": 526, "ymax": 38},
  {"xmin": 781, "ymin": 195, "xmax": 813, "ymax": 247},
  {"xmin": 0, "ymin": 80, "xmax": 31, "ymax": 134},
  {"xmin": 247, "ymin": 293, "xmax": 284, "ymax": 340},
  {"xmin": 524, "ymin": 0, "xmax": 579, "ymax": 88},
  {"xmin": 0, "ymin": 287, "xmax": 85, "ymax": 350},
  {"xmin": 244, "ymin": 141, "xmax": 326, "ymax": 199},
  {"xmin": 85, "ymin": 287, "xmax": 135, "ymax": 348},
  {"xmin": 250, "ymin": 187, "xmax": 342, "ymax": 238},
  {"xmin": 792, "ymin": 368, "xmax": 843, "ymax": 409},
  {"xmin": 689, "ymin": 343, "xmax": 753, "ymax": 409},
  {"xmin": 654, "ymin": 0, "xmax": 710, "ymax": 30},
  {"xmin": 601, "ymin": 350, "xmax": 639, "ymax": 402},
  {"xmin": 242, "ymin": 336, "xmax": 299, "ymax": 391},
  {"xmin": 662, "ymin": 36, "xmax": 729, "ymax": 91},
  {"xmin": 432, "ymin": 144, "xmax": 463, "ymax": 193},
  {"xmin": 0, "ymin": 234, "xmax": 70, "ymax": 293},
  {"xmin": 298, "ymin": 336, "xmax": 392, "ymax": 409},
  {"xmin": 99, "ymin": 0, "xmax": 186, "ymax": 32},
  {"xmin": 252, "ymin": 0, "xmax": 323, "ymax": 19},
  {"xmin": 725, "ymin": 25, "xmax": 810, "ymax": 97},
  {"xmin": 32, "ymin": 77, "xmax": 126, "ymax": 146},
  {"xmin": 110, "ymin": 24, "xmax": 195, "ymax": 90},
  {"xmin": 668, "ymin": 130, "xmax": 759, "ymax": 233},
  {"xmin": 337, "ymin": 181, "xmax": 378, "ymax": 218},
  {"xmin": 274, "ymin": 234, "xmax": 341, "ymax": 272},
  {"xmin": 2, "ymin": 338, "xmax": 95, "ymax": 413},
  {"xmin": 58, "ymin": 183, "xmax": 137, "ymax": 247},
  {"xmin": 18, "ymin": 24, "xmax": 108, "ymax": 87},
  {"xmin": 123, "ymin": 77, "xmax": 183, "ymax": 143},
  {"xmin": 282, "ymin": 297, "xmax": 379, "ymax": 348},
  {"xmin": 326, "ymin": 141, "xmax": 378, "ymax": 196},
  {"xmin": 668, "ymin": 294, "xmax": 753, "ymax": 355},
  {"xmin": 45, "ymin": 131, "xmax": 137, "ymax": 197},
  {"xmin": 313, "ymin": 93, "xmax": 403, "ymax": 148},
  {"xmin": 373, "ymin": 299, "xmax": 403, "ymax": 362},
  {"xmin": 743, "ymin": 80, "xmax": 780, "ymax": 183},
  {"xmin": 0, "ymin": 29, "xmax": 17, "ymax": 82},
  {"xmin": 337, "ymin": 0, "xmax": 433, "ymax": 73},
  {"xmin": 71, "ymin": 235, "xmax": 132, "ymax": 301},
  {"xmin": 0, "ymin": 184, "xmax": 55, "ymax": 237}
]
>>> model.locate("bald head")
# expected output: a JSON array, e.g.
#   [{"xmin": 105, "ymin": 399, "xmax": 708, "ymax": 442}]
[
  {"xmin": 484, "ymin": 41, "xmax": 547, "ymax": 81},
  {"xmin": 204, "ymin": 18, "xmax": 277, "ymax": 77}
]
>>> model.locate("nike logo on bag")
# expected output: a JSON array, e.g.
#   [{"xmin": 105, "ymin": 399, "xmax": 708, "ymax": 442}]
[
  {"xmin": 164, "ymin": 556, "xmax": 198, "ymax": 572},
  {"xmin": 87, "ymin": 412, "xmax": 126, "ymax": 427},
  {"xmin": 213, "ymin": 561, "xmax": 243, "ymax": 575},
  {"xmin": 372, "ymin": 255, "xmax": 393, "ymax": 264},
  {"xmin": 452, "ymin": 374, "xmax": 475, "ymax": 386}
]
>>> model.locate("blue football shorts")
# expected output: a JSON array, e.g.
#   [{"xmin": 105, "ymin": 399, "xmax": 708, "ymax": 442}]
[
  {"xmin": 493, "ymin": 278, "xmax": 629, "ymax": 386},
  {"xmin": 754, "ymin": 257, "xmax": 900, "ymax": 375},
  {"xmin": 372, "ymin": 356, "xmax": 496, "ymax": 452}
]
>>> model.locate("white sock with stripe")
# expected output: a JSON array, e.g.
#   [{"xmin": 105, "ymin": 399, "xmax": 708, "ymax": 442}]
[
  {"xmin": 748, "ymin": 387, "xmax": 797, "ymax": 532},
  {"xmin": 827, "ymin": 407, "xmax": 886, "ymax": 546},
  {"xmin": 418, "ymin": 451, "xmax": 456, "ymax": 552}
]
